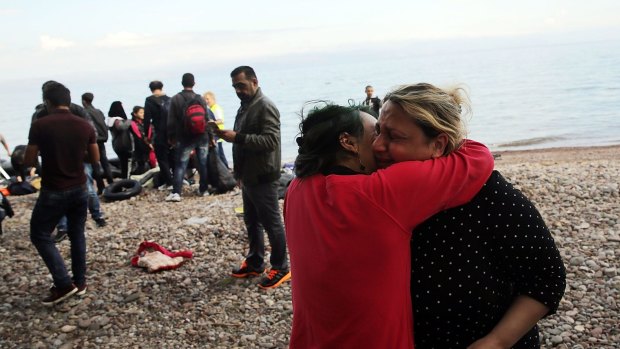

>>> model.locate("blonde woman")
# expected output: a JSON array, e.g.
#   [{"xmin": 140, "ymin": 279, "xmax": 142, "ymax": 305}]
[
  {"xmin": 203, "ymin": 91, "xmax": 229, "ymax": 168},
  {"xmin": 373, "ymin": 83, "xmax": 566, "ymax": 348}
]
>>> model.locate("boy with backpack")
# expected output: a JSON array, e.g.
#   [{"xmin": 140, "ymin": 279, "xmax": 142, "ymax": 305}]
[{"xmin": 165, "ymin": 73, "xmax": 215, "ymax": 202}]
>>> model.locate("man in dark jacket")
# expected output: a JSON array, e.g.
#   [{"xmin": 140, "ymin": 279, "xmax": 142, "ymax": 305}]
[
  {"xmin": 82, "ymin": 92, "xmax": 114, "ymax": 193},
  {"xmin": 362, "ymin": 85, "xmax": 382, "ymax": 117},
  {"xmin": 216, "ymin": 66, "xmax": 290, "ymax": 289},
  {"xmin": 144, "ymin": 80, "xmax": 173, "ymax": 190},
  {"xmin": 165, "ymin": 73, "xmax": 214, "ymax": 202}
]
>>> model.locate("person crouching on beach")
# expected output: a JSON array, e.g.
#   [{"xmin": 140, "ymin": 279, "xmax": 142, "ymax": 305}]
[
  {"xmin": 25, "ymin": 82, "xmax": 99, "ymax": 306},
  {"xmin": 373, "ymin": 83, "xmax": 566, "ymax": 348},
  {"xmin": 284, "ymin": 103, "xmax": 494, "ymax": 348}
]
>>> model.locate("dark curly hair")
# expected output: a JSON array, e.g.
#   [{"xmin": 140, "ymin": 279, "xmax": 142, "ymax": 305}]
[{"xmin": 294, "ymin": 103, "xmax": 372, "ymax": 178}]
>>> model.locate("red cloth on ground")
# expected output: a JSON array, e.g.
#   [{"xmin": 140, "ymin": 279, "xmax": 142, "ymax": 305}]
[{"xmin": 130, "ymin": 241, "xmax": 193, "ymax": 272}]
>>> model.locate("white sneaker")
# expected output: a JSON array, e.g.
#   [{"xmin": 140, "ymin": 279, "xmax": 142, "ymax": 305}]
[
  {"xmin": 158, "ymin": 185, "xmax": 173, "ymax": 191},
  {"xmin": 165, "ymin": 193, "xmax": 181, "ymax": 202}
]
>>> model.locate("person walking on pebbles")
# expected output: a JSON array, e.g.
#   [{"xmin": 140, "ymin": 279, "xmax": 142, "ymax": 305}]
[
  {"xmin": 166, "ymin": 73, "xmax": 214, "ymax": 202},
  {"xmin": 25, "ymin": 82, "xmax": 99, "ymax": 306},
  {"xmin": 214, "ymin": 66, "xmax": 290, "ymax": 289}
]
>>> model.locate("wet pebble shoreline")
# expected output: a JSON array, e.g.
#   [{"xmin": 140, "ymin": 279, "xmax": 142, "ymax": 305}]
[{"xmin": 0, "ymin": 148, "xmax": 618, "ymax": 348}]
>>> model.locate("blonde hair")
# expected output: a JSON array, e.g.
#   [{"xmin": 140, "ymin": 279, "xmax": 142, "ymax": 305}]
[
  {"xmin": 203, "ymin": 91, "xmax": 215, "ymax": 100},
  {"xmin": 384, "ymin": 83, "xmax": 469, "ymax": 155}
]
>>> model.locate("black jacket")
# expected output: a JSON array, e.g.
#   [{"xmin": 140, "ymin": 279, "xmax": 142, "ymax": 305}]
[
  {"xmin": 85, "ymin": 105, "xmax": 108, "ymax": 142},
  {"xmin": 32, "ymin": 103, "xmax": 89, "ymax": 122},
  {"xmin": 232, "ymin": 87, "xmax": 281, "ymax": 185},
  {"xmin": 144, "ymin": 94, "xmax": 171, "ymax": 142},
  {"xmin": 363, "ymin": 96, "xmax": 382, "ymax": 116}
]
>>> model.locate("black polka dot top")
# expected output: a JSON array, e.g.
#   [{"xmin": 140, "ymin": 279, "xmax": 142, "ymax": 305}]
[{"xmin": 411, "ymin": 171, "xmax": 566, "ymax": 349}]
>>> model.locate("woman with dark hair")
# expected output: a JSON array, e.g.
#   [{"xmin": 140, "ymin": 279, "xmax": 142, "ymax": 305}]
[
  {"xmin": 284, "ymin": 103, "xmax": 494, "ymax": 348},
  {"xmin": 129, "ymin": 106, "xmax": 154, "ymax": 175},
  {"xmin": 373, "ymin": 83, "xmax": 566, "ymax": 348},
  {"xmin": 107, "ymin": 101, "xmax": 132, "ymax": 179}
]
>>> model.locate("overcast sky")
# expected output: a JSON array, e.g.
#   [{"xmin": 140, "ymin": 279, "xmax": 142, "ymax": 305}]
[{"xmin": 0, "ymin": 0, "xmax": 618, "ymax": 80}]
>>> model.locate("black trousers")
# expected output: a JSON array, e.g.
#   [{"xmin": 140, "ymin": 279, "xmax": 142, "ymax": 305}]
[
  {"xmin": 95, "ymin": 141, "xmax": 114, "ymax": 192},
  {"xmin": 154, "ymin": 138, "xmax": 174, "ymax": 186},
  {"xmin": 242, "ymin": 180, "xmax": 289, "ymax": 271}
]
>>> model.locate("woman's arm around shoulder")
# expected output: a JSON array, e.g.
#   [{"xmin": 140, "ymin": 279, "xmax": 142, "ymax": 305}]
[{"xmin": 367, "ymin": 139, "xmax": 494, "ymax": 230}]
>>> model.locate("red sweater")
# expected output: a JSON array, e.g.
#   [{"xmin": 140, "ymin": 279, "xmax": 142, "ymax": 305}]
[{"xmin": 284, "ymin": 140, "xmax": 493, "ymax": 349}]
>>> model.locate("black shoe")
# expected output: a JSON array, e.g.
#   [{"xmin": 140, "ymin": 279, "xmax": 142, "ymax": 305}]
[
  {"xmin": 42, "ymin": 284, "xmax": 77, "ymax": 306},
  {"xmin": 76, "ymin": 283, "xmax": 87, "ymax": 296},
  {"xmin": 258, "ymin": 269, "xmax": 291, "ymax": 289},
  {"xmin": 54, "ymin": 229, "xmax": 68, "ymax": 243},
  {"xmin": 231, "ymin": 261, "xmax": 265, "ymax": 278},
  {"xmin": 94, "ymin": 218, "xmax": 107, "ymax": 228}
]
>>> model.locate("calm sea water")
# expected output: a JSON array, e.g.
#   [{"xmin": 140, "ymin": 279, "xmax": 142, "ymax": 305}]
[{"xmin": 1, "ymin": 38, "xmax": 619, "ymax": 163}]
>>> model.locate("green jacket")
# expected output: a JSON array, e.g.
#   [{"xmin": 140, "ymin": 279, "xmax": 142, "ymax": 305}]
[{"xmin": 232, "ymin": 87, "xmax": 281, "ymax": 185}]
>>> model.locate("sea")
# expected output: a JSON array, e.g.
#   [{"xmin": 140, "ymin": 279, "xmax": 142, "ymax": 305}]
[{"xmin": 1, "ymin": 37, "xmax": 619, "ymax": 163}]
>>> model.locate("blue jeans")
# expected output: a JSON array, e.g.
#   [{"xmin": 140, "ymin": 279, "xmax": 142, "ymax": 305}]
[
  {"xmin": 84, "ymin": 163, "xmax": 103, "ymax": 220},
  {"xmin": 173, "ymin": 137, "xmax": 209, "ymax": 195},
  {"xmin": 57, "ymin": 164, "xmax": 102, "ymax": 230},
  {"xmin": 30, "ymin": 186, "xmax": 88, "ymax": 288}
]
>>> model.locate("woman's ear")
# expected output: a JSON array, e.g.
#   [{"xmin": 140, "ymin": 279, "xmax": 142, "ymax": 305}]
[
  {"xmin": 431, "ymin": 133, "xmax": 449, "ymax": 158},
  {"xmin": 339, "ymin": 133, "xmax": 358, "ymax": 153}
]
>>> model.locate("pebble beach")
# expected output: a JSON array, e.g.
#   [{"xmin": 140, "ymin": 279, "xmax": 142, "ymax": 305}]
[{"xmin": 0, "ymin": 145, "xmax": 618, "ymax": 349}]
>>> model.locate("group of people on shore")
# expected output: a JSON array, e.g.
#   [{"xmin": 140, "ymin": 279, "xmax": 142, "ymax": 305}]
[
  {"xmin": 25, "ymin": 66, "xmax": 292, "ymax": 308},
  {"xmin": 21, "ymin": 65, "xmax": 565, "ymax": 348},
  {"xmin": 85, "ymin": 77, "xmax": 230, "ymax": 199}
]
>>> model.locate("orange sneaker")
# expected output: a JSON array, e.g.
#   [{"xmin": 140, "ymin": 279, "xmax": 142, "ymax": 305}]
[
  {"xmin": 231, "ymin": 260, "xmax": 265, "ymax": 278},
  {"xmin": 258, "ymin": 269, "xmax": 291, "ymax": 289}
]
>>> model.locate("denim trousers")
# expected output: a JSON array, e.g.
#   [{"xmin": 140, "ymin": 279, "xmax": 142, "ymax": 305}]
[
  {"xmin": 30, "ymin": 185, "xmax": 88, "ymax": 289},
  {"xmin": 58, "ymin": 164, "xmax": 102, "ymax": 230},
  {"xmin": 172, "ymin": 137, "xmax": 209, "ymax": 195},
  {"xmin": 242, "ymin": 180, "xmax": 289, "ymax": 271}
]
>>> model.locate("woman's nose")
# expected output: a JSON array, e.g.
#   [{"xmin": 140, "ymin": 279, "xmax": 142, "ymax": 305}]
[{"xmin": 372, "ymin": 134, "xmax": 386, "ymax": 152}]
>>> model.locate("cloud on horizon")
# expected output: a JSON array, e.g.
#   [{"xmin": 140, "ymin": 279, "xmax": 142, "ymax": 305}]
[{"xmin": 40, "ymin": 35, "xmax": 76, "ymax": 50}]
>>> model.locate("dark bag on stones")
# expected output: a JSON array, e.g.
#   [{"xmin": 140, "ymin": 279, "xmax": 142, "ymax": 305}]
[{"xmin": 207, "ymin": 146, "xmax": 236, "ymax": 194}]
